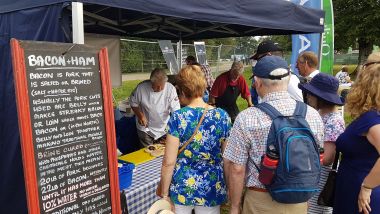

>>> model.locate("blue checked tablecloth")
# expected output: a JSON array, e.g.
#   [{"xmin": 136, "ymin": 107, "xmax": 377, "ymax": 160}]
[{"xmin": 123, "ymin": 157, "xmax": 162, "ymax": 214}]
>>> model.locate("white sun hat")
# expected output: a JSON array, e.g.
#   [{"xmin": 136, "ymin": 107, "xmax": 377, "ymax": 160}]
[{"xmin": 146, "ymin": 199, "xmax": 175, "ymax": 214}]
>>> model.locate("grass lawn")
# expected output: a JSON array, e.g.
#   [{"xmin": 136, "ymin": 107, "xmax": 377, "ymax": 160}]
[{"xmin": 112, "ymin": 79, "xmax": 142, "ymax": 105}]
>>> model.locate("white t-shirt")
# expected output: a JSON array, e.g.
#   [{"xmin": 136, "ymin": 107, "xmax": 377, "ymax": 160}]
[
  {"xmin": 257, "ymin": 74, "xmax": 303, "ymax": 103},
  {"xmin": 130, "ymin": 81, "xmax": 180, "ymax": 139},
  {"xmin": 288, "ymin": 74, "xmax": 303, "ymax": 102}
]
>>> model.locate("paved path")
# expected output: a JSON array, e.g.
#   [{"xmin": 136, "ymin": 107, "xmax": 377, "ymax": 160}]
[{"xmin": 122, "ymin": 73, "xmax": 150, "ymax": 81}]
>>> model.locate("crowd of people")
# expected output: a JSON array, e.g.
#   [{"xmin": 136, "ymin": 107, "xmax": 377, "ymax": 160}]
[{"xmin": 128, "ymin": 40, "xmax": 380, "ymax": 214}]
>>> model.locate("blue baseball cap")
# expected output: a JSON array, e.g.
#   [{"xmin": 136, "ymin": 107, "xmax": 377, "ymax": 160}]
[{"xmin": 253, "ymin": 56, "xmax": 289, "ymax": 80}]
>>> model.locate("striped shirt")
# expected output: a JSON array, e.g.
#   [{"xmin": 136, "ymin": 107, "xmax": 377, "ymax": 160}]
[
  {"xmin": 223, "ymin": 91, "xmax": 324, "ymax": 189},
  {"xmin": 308, "ymin": 111, "xmax": 345, "ymax": 214},
  {"xmin": 200, "ymin": 64, "xmax": 214, "ymax": 90}
]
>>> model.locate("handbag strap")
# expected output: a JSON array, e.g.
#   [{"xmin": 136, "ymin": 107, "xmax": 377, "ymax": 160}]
[
  {"xmin": 177, "ymin": 107, "xmax": 208, "ymax": 156},
  {"xmin": 332, "ymin": 152, "xmax": 340, "ymax": 170}
]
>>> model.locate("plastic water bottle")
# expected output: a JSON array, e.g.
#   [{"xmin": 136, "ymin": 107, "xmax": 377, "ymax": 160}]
[
  {"xmin": 319, "ymin": 148, "xmax": 324, "ymax": 164},
  {"xmin": 259, "ymin": 148, "xmax": 279, "ymax": 185}
]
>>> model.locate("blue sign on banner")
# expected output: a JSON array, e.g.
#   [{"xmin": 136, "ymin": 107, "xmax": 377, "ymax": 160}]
[{"xmin": 290, "ymin": 0, "xmax": 321, "ymax": 74}]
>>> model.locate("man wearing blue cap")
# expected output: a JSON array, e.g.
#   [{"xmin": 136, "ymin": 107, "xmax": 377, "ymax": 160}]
[{"xmin": 223, "ymin": 56, "xmax": 324, "ymax": 214}]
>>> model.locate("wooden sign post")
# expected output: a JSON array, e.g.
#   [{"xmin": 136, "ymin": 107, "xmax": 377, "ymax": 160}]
[{"xmin": 11, "ymin": 39, "xmax": 120, "ymax": 214}]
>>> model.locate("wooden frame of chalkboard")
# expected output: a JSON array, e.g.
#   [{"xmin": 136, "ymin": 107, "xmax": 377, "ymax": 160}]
[{"xmin": 11, "ymin": 39, "xmax": 121, "ymax": 214}]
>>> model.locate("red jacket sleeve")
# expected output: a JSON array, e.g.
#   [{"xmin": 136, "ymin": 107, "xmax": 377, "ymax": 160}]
[
  {"xmin": 210, "ymin": 76, "xmax": 222, "ymax": 97},
  {"xmin": 239, "ymin": 76, "xmax": 251, "ymax": 99}
]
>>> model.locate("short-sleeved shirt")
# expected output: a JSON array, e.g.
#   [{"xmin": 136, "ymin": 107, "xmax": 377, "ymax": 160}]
[
  {"xmin": 322, "ymin": 112, "xmax": 345, "ymax": 142},
  {"xmin": 223, "ymin": 91, "xmax": 324, "ymax": 188},
  {"xmin": 130, "ymin": 80, "xmax": 180, "ymax": 139},
  {"xmin": 210, "ymin": 72, "xmax": 250, "ymax": 99},
  {"xmin": 335, "ymin": 71, "xmax": 350, "ymax": 84},
  {"xmin": 200, "ymin": 64, "xmax": 214, "ymax": 90},
  {"xmin": 167, "ymin": 107, "xmax": 231, "ymax": 206},
  {"xmin": 288, "ymin": 74, "xmax": 303, "ymax": 102},
  {"xmin": 334, "ymin": 110, "xmax": 380, "ymax": 213}
]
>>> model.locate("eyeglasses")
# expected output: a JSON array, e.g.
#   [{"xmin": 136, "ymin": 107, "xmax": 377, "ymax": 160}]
[{"xmin": 363, "ymin": 61, "xmax": 380, "ymax": 69}]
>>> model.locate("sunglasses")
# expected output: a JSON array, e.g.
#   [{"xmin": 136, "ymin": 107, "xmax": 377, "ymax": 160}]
[{"xmin": 363, "ymin": 61, "xmax": 380, "ymax": 68}]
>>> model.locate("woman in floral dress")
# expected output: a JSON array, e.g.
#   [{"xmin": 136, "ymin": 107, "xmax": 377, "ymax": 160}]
[{"xmin": 159, "ymin": 65, "xmax": 231, "ymax": 214}]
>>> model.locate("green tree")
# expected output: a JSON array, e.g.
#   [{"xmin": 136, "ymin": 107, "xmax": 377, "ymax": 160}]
[
  {"xmin": 269, "ymin": 35, "xmax": 292, "ymax": 52},
  {"xmin": 205, "ymin": 38, "xmax": 237, "ymax": 61},
  {"xmin": 334, "ymin": 0, "xmax": 380, "ymax": 63},
  {"xmin": 205, "ymin": 38, "xmax": 236, "ymax": 46},
  {"xmin": 121, "ymin": 37, "xmax": 166, "ymax": 73},
  {"xmin": 234, "ymin": 37, "xmax": 259, "ymax": 57}
]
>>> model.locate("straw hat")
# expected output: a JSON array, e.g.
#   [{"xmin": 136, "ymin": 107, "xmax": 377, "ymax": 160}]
[{"xmin": 147, "ymin": 199, "xmax": 174, "ymax": 214}]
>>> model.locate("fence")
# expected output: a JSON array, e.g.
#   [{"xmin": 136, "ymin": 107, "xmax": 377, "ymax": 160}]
[
  {"xmin": 334, "ymin": 53, "xmax": 359, "ymax": 65},
  {"xmin": 120, "ymin": 39, "xmax": 370, "ymax": 78},
  {"xmin": 120, "ymin": 39, "xmax": 250, "ymax": 77}
]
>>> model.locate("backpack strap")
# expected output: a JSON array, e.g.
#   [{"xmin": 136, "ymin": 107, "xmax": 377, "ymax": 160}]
[
  {"xmin": 252, "ymin": 159, "xmax": 261, "ymax": 173},
  {"xmin": 293, "ymin": 101, "xmax": 307, "ymax": 118},
  {"xmin": 252, "ymin": 102, "xmax": 281, "ymax": 173},
  {"xmin": 255, "ymin": 102, "xmax": 283, "ymax": 120}
]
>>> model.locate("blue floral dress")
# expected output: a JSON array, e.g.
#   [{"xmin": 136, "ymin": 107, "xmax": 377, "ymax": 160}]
[{"xmin": 167, "ymin": 106, "xmax": 231, "ymax": 207}]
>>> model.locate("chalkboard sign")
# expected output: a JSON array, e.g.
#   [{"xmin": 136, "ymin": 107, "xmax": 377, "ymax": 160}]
[{"xmin": 11, "ymin": 39, "xmax": 120, "ymax": 214}]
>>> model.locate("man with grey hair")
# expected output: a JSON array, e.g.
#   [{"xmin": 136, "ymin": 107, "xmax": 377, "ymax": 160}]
[
  {"xmin": 223, "ymin": 56, "xmax": 324, "ymax": 213},
  {"xmin": 209, "ymin": 61, "xmax": 253, "ymax": 122},
  {"xmin": 130, "ymin": 68, "xmax": 180, "ymax": 147}
]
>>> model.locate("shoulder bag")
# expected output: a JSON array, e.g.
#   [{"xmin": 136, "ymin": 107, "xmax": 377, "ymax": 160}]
[
  {"xmin": 317, "ymin": 152, "xmax": 340, "ymax": 207},
  {"xmin": 156, "ymin": 107, "xmax": 208, "ymax": 197}
]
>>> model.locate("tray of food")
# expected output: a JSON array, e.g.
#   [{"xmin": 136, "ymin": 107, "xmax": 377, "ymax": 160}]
[{"xmin": 144, "ymin": 144, "xmax": 166, "ymax": 157}]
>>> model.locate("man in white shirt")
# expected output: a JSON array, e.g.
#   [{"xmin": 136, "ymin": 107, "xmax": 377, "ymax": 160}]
[
  {"xmin": 130, "ymin": 68, "xmax": 180, "ymax": 147},
  {"xmin": 296, "ymin": 51, "xmax": 320, "ymax": 80},
  {"xmin": 296, "ymin": 51, "xmax": 320, "ymax": 102},
  {"xmin": 287, "ymin": 74, "xmax": 303, "ymax": 101}
]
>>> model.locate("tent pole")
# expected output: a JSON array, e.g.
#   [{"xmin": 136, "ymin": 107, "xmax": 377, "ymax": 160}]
[
  {"xmin": 72, "ymin": 2, "xmax": 84, "ymax": 44},
  {"xmin": 178, "ymin": 40, "xmax": 182, "ymax": 69},
  {"xmin": 217, "ymin": 44, "xmax": 222, "ymax": 76},
  {"xmin": 178, "ymin": 32, "xmax": 183, "ymax": 69}
]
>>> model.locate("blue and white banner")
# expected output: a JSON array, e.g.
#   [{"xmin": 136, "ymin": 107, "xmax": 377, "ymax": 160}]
[
  {"xmin": 158, "ymin": 40, "xmax": 179, "ymax": 74},
  {"xmin": 194, "ymin": 41, "xmax": 207, "ymax": 65},
  {"xmin": 290, "ymin": 0, "xmax": 322, "ymax": 74}
]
